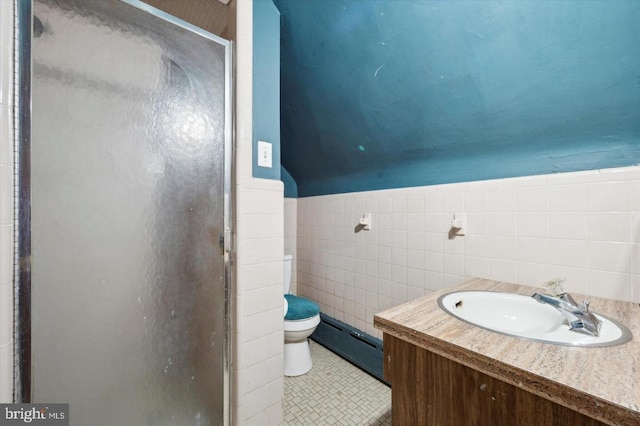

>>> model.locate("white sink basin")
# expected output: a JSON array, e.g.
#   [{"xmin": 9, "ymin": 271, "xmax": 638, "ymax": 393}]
[{"xmin": 438, "ymin": 291, "xmax": 632, "ymax": 347}]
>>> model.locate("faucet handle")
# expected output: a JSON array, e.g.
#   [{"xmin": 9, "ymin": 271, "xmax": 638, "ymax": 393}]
[
  {"xmin": 543, "ymin": 278, "xmax": 567, "ymax": 296},
  {"xmin": 583, "ymin": 300, "xmax": 590, "ymax": 312}
]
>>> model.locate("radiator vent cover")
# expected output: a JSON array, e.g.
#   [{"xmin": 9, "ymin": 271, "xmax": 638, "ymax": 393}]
[{"xmin": 310, "ymin": 313, "xmax": 387, "ymax": 385}]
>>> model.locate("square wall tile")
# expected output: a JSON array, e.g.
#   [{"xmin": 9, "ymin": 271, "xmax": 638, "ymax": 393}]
[
  {"xmin": 238, "ymin": 308, "xmax": 283, "ymax": 344},
  {"xmin": 517, "ymin": 237, "xmax": 548, "ymax": 264},
  {"xmin": 465, "ymin": 235, "xmax": 487, "ymax": 258},
  {"xmin": 423, "ymin": 270, "xmax": 443, "ymax": 292},
  {"xmin": 515, "ymin": 262, "xmax": 550, "ymax": 287},
  {"xmin": 518, "ymin": 213, "xmax": 549, "ymax": 238},
  {"xmin": 407, "ymin": 285, "xmax": 424, "ymax": 301},
  {"xmin": 489, "ymin": 236, "xmax": 517, "ymax": 261},
  {"xmin": 488, "ymin": 214, "xmax": 517, "ymax": 237},
  {"xmin": 390, "ymin": 282, "xmax": 407, "ymax": 302},
  {"xmin": 588, "ymin": 242, "xmax": 632, "ymax": 274},
  {"xmin": 444, "ymin": 226, "xmax": 464, "ymax": 252},
  {"xmin": 407, "ymin": 267, "xmax": 424, "ymax": 288},
  {"xmin": 465, "ymin": 191, "xmax": 488, "ymax": 212},
  {"xmin": 632, "ymin": 181, "xmax": 640, "ymax": 211},
  {"xmin": 377, "ymin": 213, "xmax": 392, "ymax": 230},
  {"xmin": 517, "ymin": 186, "xmax": 548, "ymax": 212},
  {"xmin": 407, "ymin": 213, "xmax": 425, "ymax": 232},
  {"xmin": 549, "ymin": 184, "xmax": 587, "ymax": 212},
  {"xmin": 599, "ymin": 166, "xmax": 640, "ymax": 182},
  {"xmin": 237, "ymin": 386, "xmax": 267, "ymax": 422},
  {"xmin": 547, "ymin": 266, "xmax": 587, "ymax": 294},
  {"xmin": 443, "ymin": 254, "xmax": 464, "ymax": 276},
  {"xmin": 423, "ymin": 232, "xmax": 442, "ymax": 253},
  {"xmin": 407, "ymin": 194, "xmax": 424, "ymax": 213},
  {"xmin": 587, "ymin": 182, "xmax": 632, "ymax": 212},
  {"xmin": 549, "ymin": 239, "xmax": 587, "ymax": 268},
  {"xmin": 365, "ymin": 197, "xmax": 379, "ymax": 213},
  {"xmin": 238, "ymin": 238, "xmax": 284, "ymax": 265},
  {"xmin": 243, "ymin": 213, "xmax": 284, "ymax": 239},
  {"xmin": 443, "ymin": 191, "xmax": 464, "ymax": 213},
  {"xmin": 240, "ymin": 332, "xmax": 282, "ymax": 372},
  {"xmin": 424, "ymin": 213, "xmax": 442, "ymax": 233},
  {"xmin": 631, "ymin": 213, "xmax": 640, "ymax": 244},
  {"xmin": 465, "ymin": 256, "xmax": 488, "ymax": 279},
  {"xmin": 549, "ymin": 213, "xmax": 587, "ymax": 240},
  {"xmin": 488, "ymin": 259, "xmax": 517, "ymax": 283},
  {"xmin": 489, "ymin": 188, "xmax": 516, "ymax": 212},
  {"xmin": 424, "ymin": 251, "xmax": 443, "ymax": 273},
  {"xmin": 443, "ymin": 274, "xmax": 465, "ymax": 288},
  {"xmin": 243, "ymin": 285, "xmax": 283, "ymax": 316},
  {"xmin": 587, "ymin": 212, "xmax": 632, "ymax": 243},
  {"xmin": 424, "ymin": 192, "xmax": 442, "ymax": 213},
  {"xmin": 378, "ymin": 195, "xmax": 392, "ymax": 213},
  {"xmin": 466, "ymin": 213, "xmax": 487, "ymax": 235},
  {"xmin": 586, "ymin": 270, "xmax": 632, "ymax": 302},
  {"xmin": 265, "ymin": 402, "xmax": 283, "ymax": 426}
]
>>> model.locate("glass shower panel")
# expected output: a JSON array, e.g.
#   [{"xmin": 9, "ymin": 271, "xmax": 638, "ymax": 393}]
[{"xmin": 31, "ymin": 0, "xmax": 229, "ymax": 424}]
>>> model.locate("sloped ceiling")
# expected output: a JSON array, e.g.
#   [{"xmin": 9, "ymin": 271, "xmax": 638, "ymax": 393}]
[{"xmin": 273, "ymin": 0, "xmax": 640, "ymax": 197}]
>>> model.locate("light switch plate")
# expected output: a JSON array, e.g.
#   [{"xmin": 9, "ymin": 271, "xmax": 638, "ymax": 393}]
[{"xmin": 258, "ymin": 140, "xmax": 272, "ymax": 168}]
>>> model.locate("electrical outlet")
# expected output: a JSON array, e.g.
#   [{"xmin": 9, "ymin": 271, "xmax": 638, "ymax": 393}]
[{"xmin": 258, "ymin": 140, "xmax": 272, "ymax": 168}]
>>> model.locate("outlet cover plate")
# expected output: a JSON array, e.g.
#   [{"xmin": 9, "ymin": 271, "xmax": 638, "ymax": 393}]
[{"xmin": 258, "ymin": 140, "xmax": 272, "ymax": 168}]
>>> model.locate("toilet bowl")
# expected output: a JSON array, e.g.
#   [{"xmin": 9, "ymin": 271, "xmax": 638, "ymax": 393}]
[{"xmin": 283, "ymin": 255, "xmax": 320, "ymax": 376}]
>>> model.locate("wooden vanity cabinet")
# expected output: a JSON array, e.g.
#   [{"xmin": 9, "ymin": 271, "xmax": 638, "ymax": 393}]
[{"xmin": 383, "ymin": 334, "xmax": 606, "ymax": 426}]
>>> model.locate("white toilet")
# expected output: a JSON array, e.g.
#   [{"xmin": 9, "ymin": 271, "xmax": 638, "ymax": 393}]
[{"xmin": 283, "ymin": 254, "xmax": 320, "ymax": 376}]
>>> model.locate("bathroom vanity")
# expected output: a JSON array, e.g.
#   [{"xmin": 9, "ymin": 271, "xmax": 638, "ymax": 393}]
[{"xmin": 374, "ymin": 278, "xmax": 640, "ymax": 426}]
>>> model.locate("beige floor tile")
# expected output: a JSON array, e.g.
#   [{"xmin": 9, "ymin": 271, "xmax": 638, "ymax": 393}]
[{"xmin": 284, "ymin": 341, "xmax": 391, "ymax": 425}]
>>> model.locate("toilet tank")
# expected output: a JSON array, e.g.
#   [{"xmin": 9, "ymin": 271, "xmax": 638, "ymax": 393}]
[{"xmin": 284, "ymin": 254, "xmax": 293, "ymax": 294}]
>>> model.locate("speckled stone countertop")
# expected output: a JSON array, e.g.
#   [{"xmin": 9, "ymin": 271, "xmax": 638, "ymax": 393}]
[{"xmin": 373, "ymin": 278, "xmax": 640, "ymax": 426}]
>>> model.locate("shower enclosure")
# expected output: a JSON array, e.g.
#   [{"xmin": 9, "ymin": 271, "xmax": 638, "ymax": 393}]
[{"xmin": 17, "ymin": 0, "xmax": 232, "ymax": 424}]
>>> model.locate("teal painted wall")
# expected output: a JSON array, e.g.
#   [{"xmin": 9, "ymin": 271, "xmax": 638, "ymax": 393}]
[
  {"xmin": 253, "ymin": 0, "xmax": 281, "ymax": 180},
  {"xmin": 281, "ymin": 166, "xmax": 297, "ymax": 198},
  {"xmin": 274, "ymin": 0, "xmax": 640, "ymax": 197}
]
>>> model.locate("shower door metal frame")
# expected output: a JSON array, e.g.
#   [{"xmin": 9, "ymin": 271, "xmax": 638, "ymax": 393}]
[
  {"xmin": 15, "ymin": 0, "xmax": 32, "ymax": 404},
  {"xmin": 14, "ymin": 1, "xmax": 234, "ymax": 423}
]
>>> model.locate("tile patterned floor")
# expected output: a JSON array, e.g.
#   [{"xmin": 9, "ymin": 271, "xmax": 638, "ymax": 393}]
[{"xmin": 283, "ymin": 340, "xmax": 392, "ymax": 425}]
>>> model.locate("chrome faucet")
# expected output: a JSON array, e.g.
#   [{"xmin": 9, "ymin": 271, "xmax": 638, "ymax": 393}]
[{"xmin": 531, "ymin": 279, "xmax": 602, "ymax": 337}]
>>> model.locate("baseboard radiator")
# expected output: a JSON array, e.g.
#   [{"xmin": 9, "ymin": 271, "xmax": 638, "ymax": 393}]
[{"xmin": 310, "ymin": 313, "xmax": 388, "ymax": 385}]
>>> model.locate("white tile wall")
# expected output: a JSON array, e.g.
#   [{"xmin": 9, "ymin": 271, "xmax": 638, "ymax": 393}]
[
  {"xmin": 292, "ymin": 166, "xmax": 640, "ymax": 340},
  {"xmin": 0, "ymin": 0, "xmax": 14, "ymax": 404},
  {"xmin": 234, "ymin": 1, "xmax": 284, "ymax": 424},
  {"xmin": 284, "ymin": 198, "xmax": 297, "ymax": 294}
]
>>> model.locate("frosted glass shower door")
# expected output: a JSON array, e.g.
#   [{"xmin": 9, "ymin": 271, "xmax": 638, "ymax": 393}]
[{"xmin": 30, "ymin": 0, "xmax": 230, "ymax": 424}]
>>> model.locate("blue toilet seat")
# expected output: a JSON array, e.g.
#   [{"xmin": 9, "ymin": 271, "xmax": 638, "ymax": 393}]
[{"xmin": 284, "ymin": 294, "xmax": 320, "ymax": 321}]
